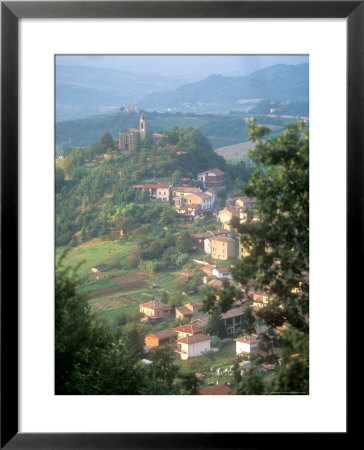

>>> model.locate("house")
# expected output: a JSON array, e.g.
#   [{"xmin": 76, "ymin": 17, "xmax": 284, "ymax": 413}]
[
  {"xmin": 235, "ymin": 334, "xmax": 260, "ymax": 355},
  {"xmin": 191, "ymin": 316, "xmax": 209, "ymax": 328},
  {"xmin": 197, "ymin": 169, "xmax": 225, "ymax": 189},
  {"xmin": 171, "ymin": 186, "xmax": 202, "ymax": 202},
  {"xmin": 184, "ymin": 300, "xmax": 204, "ymax": 318},
  {"xmin": 206, "ymin": 278, "xmax": 224, "ymax": 290},
  {"xmin": 193, "ymin": 232, "xmax": 214, "ymax": 248},
  {"xmin": 221, "ymin": 307, "xmax": 245, "ymax": 334},
  {"xmin": 211, "ymin": 267, "xmax": 232, "ymax": 279},
  {"xmin": 177, "ymin": 192, "xmax": 214, "ymax": 211},
  {"xmin": 234, "ymin": 196, "xmax": 258, "ymax": 210},
  {"xmin": 210, "ymin": 236, "xmax": 236, "ymax": 260},
  {"xmin": 175, "ymin": 203, "xmax": 202, "ymax": 218},
  {"xmin": 173, "ymin": 323, "xmax": 203, "ymax": 339},
  {"xmin": 175, "ymin": 333, "xmax": 211, "ymax": 360},
  {"xmin": 139, "ymin": 300, "xmax": 172, "ymax": 322},
  {"xmin": 199, "ymin": 384, "xmax": 231, "ymax": 395},
  {"xmin": 133, "ymin": 183, "xmax": 171, "ymax": 202},
  {"xmin": 175, "ymin": 305, "xmax": 194, "ymax": 321},
  {"xmin": 145, "ymin": 329, "xmax": 177, "ymax": 348},
  {"xmin": 118, "ymin": 114, "xmax": 146, "ymax": 151},
  {"xmin": 152, "ymin": 132, "xmax": 167, "ymax": 145},
  {"xmin": 191, "ymin": 230, "xmax": 229, "ymax": 252},
  {"xmin": 251, "ymin": 291, "xmax": 271, "ymax": 308},
  {"xmin": 217, "ymin": 208, "xmax": 241, "ymax": 230},
  {"xmin": 201, "ymin": 264, "xmax": 216, "ymax": 276}
]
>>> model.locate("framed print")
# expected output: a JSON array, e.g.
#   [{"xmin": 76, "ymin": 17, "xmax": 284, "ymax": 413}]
[{"xmin": 1, "ymin": 1, "xmax": 359, "ymax": 447}]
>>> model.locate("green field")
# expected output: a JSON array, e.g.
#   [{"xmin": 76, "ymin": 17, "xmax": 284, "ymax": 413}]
[{"xmin": 56, "ymin": 238, "xmax": 136, "ymax": 279}]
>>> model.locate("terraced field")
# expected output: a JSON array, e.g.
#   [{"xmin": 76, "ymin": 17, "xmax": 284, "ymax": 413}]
[{"xmin": 57, "ymin": 237, "xmax": 195, "ymax": 323}]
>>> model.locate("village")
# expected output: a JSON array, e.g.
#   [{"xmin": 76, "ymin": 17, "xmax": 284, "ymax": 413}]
[
  {"xmin": 56, "ymin": 109, "xmax": 307, "ymax": 395},
  {"xmin": 111, "ymin": 135, "xmax": 284, "ymax": 393}
]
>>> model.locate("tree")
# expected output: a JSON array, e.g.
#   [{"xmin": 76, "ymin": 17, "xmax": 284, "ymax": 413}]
[
  {"xmin": 128, "ymin": 245, "xmax": 143, "ymax": 268},
  {"xmin": 143, "ymin": 346, "xmax": 179, "ymax": 395},
  {"xmin": 233, "ymin": 119, "xmax": 309, "ymax": 329},
  {"xmin": 203, "ymin": 307, "xmax": 227, "ymax": 339},
  {"xmin": 55, "ymin": 167, "xmax": 65, "ymax": 192},
  {"xmin": 98, "ymin": 131, "xmax": 115, "ymax": 154},
  {"xmin": 237, "ymin": 366, "xmax": 266, "ymax": 395},
  {"xmin": 172, "ymin": 169, "xmax": 182, "ymax": 184},
  {"xmin": 177, "ymin": 231, "xmax": 196, "ymax": 253},
  {"xmin": 235, "ymin": 120, "xmax": 308, "ymax": 394},
  {"xmin": 233, "ymin": 359, "xmax": 242, "ymax": 384},
  {"xmin": 55, "ymin": 254, "xmax": 147, "ymax": 394},
  {"xmin": 177, "ymin": 372, "xmax": 202, "ymax": 395},
  {"xmin": 202, "ymin": 120, "xmax": 309, "ymax": 394},
  {"xmin": 159, "ymin": 207, "xmax": 172, "ymax": 227},
  {"xmin": 123, "ymin": 324, "xmax": 145, "ymax": 359}
]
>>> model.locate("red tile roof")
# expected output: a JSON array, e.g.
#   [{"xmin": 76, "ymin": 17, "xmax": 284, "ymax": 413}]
[
  {"xmin": 173, "ymin": 323, "xmax": 203, "ymax": 334},
  {"xmin": 209, "ymin": 168, "xmax": 225, "ymax": 176},
  {"xmin": 133, "ymin": 183, "xmax": 170, "ymax": 189},
  {"xmin": 140, "ymin": 300, "xmax": 170, "ymax": 310},
  {"xmin": 211, "ymin": 236, "xmax": 235, "ymax": 244},
  {"xmin": 199, "ymin": 384, "xmax": 230, "ymax": 395},
  {"xmin": 221, "ymin": 307, "xmax": 245, "ymax": 319},
  {"xmin": 176, "ymin": 334, "xmax": 210, "ymax": 345},
  {"xmin": 175, "ymin": 306, "xmax": 193, "ymax": 316},
  {"xmin": 148, "ymin": 329, "xmax": 177, "ymax": 340},
  {"xmin": 171, "ymin": 187, "xmax": 201, "ymax": 193},
  {"xmin": 186, "ymin": 300, "xmax": 204, "ymax": 307},
  {"xmin": 199, "ymin": 168, "xmax": 225, "ymax": 177},
  {"xmin": 207, "ymin": 279, "xmax": 224, "ymax": 289},
  {"xmin": 213, "ymin": 267, "xmax": 230, "ymax": 273}
]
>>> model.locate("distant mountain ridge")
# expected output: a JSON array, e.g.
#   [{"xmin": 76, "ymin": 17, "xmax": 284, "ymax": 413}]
[
  {"xmin": 56, "ymin": 65, "xmax": 187, "ymax": 121},
  {"xmin": 56, "ymin": 63, "xmax": 308, "ymax": 120},
  {"xmin": 139, "ymin": 64, "xmax": 309, "ymax": 112}
]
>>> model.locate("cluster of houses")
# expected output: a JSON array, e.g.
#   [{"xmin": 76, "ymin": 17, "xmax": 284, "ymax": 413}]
[
  {"xmin": 186, "ymin": 195, "xmax": 258, "ymax": 261},
  {"xmin": 139, "ymin": 292, "xmax": 272, "ymax": 360},
  {"xmin": 217, "ymin": 196, "xmax": 258, "ymax": 231},
  {"xmin": 140, "ymin": 296, "xmax": 282, "ymax": 364},
  {"xmin": 133, "ymin": 168, "xmax": 226, "ymax": 218}
]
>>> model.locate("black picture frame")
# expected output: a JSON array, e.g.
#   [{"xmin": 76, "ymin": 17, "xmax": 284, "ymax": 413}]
[{"xmin": 1, "ymin": 1, "xmax": 358, "ymax": 448}]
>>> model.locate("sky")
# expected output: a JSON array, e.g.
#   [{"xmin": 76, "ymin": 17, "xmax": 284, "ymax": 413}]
[{"xmin": 56, "ymin": 55, "xmax": 309, "ymax": 81}]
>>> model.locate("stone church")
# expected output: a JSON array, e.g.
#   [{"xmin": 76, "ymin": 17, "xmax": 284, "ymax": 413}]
[{"xmin": 118, "ymin": 114, "xmax": 146, "ymax": 151}]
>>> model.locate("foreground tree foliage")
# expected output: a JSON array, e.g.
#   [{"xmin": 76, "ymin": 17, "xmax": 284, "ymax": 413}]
[
  {"xmin": 203, "ymin": 120, "xmax": 309, "ymax": 394},
  {"xmin": 55, "ymin": 254, "xmax": 200, "ymax": 395}
]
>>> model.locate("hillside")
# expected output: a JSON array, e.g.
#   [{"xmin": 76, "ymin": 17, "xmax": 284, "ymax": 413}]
[
  {"xmin": 56, "ymin": 111, "xmax": 254, "ymax": 152},
  {"xmin": 56, "ymin": 109, "xmax": 303, "ymax": 153},
  {"xmin": 56, "ymin": 65, "xmax": 186, "ymax": 121},
  {"xmin": 140, "ymin": 63, "xmax": 309, "ymax": 112}
]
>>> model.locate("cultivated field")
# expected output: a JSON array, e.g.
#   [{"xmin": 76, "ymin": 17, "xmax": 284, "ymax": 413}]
[{"xmin": 214, "ymin": 141, "xmax": 256, "ymax": 161}]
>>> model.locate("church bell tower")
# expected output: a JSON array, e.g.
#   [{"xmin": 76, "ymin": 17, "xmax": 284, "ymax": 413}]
[{"xmin": 139, "ymin": 114, "xmax": 146, "ymax": 141}]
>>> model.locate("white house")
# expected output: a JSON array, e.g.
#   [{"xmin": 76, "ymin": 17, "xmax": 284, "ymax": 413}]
[
  {"xmin": 204, "ymin": 237, "xmax": 213, "ymax": 254},
  {"xmin": 175, "ymin": 334, "xmax": 211, "ymax": 360},
  {"xmin": 197, "ymin": 169, "xmax": 225, "ymax": 189},
  {"xmin": 235, "ymin": 334, "xmax": 260, "ymax": 355},
  {"xmin": 203, "ymin": 230, "xmax": 230, "ymax": 254},
  {"xmin": 211, "ymin": 267, "xmax": 232, "ymax": 279},
  {"xmin": 133, "ymin": 183, "xmax": 171, "ymax": 202}
]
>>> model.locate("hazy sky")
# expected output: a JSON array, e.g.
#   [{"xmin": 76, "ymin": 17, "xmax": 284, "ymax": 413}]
[{"xmin": 56, "ymin": 55, "xmax": 308, "ymax": 81}]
